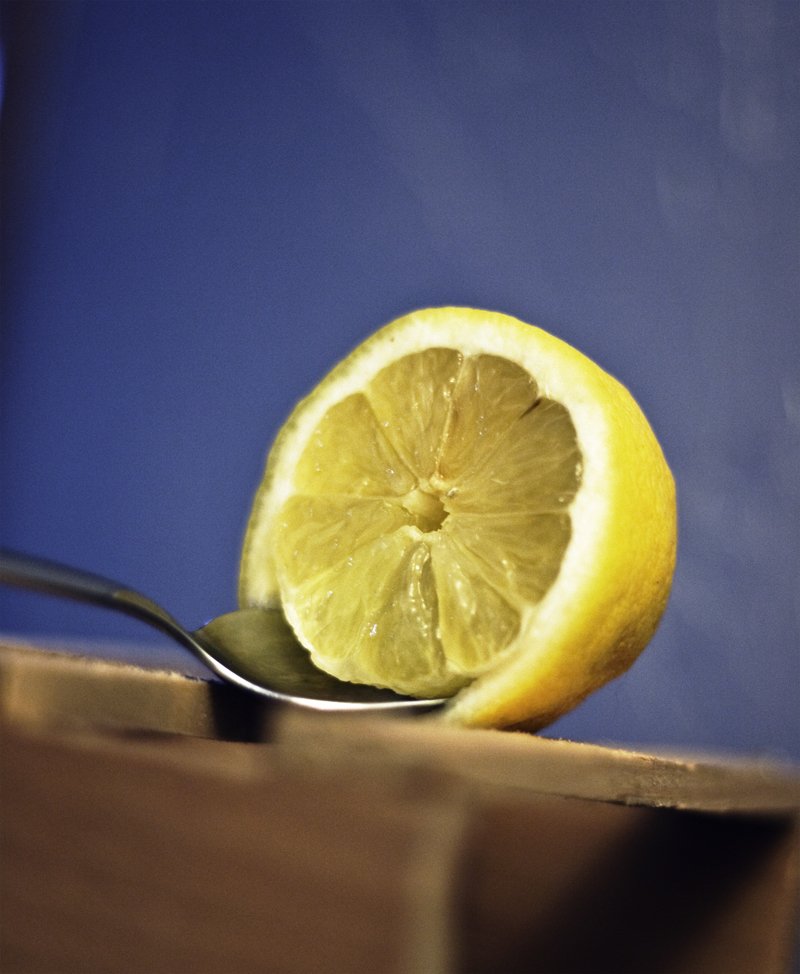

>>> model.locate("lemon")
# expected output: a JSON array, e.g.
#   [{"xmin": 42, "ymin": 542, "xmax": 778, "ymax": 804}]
[{"xmin": 239, "ymin": 308, "xmax": 676, "ymax": 730}]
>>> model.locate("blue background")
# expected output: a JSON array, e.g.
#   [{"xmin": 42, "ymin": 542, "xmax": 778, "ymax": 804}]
[{"xmin": 1, "ymin": 1, "xmax": 798, "ymax": 760}]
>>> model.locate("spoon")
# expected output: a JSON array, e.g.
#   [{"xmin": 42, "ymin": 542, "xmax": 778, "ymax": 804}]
[{"xmin": 0, "ymin": 549, "xmax": 446, "ymax": 713}]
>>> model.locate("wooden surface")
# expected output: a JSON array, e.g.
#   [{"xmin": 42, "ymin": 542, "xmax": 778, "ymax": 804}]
[
  {"xmin": 1, "ymin": 638, "xmax": 799, "ymax": 974},
  {"xmin": 2, "ymin": 637, "xmax": 799, "ymax": 812}
]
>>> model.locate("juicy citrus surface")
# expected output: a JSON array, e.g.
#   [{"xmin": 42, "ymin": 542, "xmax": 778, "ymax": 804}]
[{"xmin": 240, "ymin": 308, "xmax": 677, "ymax": 730}]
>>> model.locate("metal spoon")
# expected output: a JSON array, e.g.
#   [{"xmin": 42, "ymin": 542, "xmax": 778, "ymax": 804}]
[{"xmin": 0, "ymin": 549, "xmax": 446, "ymax": 713}]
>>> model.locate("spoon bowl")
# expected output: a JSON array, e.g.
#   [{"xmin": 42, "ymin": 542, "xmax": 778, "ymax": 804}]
[{"xmin": 0, "ymin": 549, "xmax": 446, "ymax": 712}]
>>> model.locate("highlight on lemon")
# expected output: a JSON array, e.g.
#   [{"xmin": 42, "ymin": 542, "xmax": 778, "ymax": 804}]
[{"xmin": 239, "ymin": 307, "xmax": 677, "ymax": 730}]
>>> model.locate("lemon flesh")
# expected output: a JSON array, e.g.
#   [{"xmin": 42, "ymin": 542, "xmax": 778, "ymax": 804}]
[{"xmin": 240, "ymin": 308, "xmax": 676, "ymax": 730}]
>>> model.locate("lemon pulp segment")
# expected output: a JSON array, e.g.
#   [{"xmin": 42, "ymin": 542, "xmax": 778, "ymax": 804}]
[{"xmin": 271, "ymin": 349, "xmax": 582, "ymax": 697}]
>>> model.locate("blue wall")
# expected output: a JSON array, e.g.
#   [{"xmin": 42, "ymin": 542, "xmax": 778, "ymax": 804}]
[{"xmin": 2, "ymin": 1, "xmax": 798, "ymax": 759}]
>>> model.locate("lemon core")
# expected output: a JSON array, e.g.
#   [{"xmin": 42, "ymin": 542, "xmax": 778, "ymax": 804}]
[{"xmin": 400, "ymin": 487, "xmax": 449, "ymax": 532}]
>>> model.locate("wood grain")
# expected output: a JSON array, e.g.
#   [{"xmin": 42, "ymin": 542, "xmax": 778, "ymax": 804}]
[{"xmin": 1, "ymin": 639, "xmax": 799, "ymax": 973}]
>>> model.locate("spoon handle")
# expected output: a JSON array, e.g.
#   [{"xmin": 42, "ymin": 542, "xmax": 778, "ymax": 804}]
[{"xmin": 0, "ymin": 548, "xmax": 186, "ymax": 642}]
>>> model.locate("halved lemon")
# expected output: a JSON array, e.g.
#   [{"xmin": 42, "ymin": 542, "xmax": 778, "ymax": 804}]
[{"xmin": 239, "ymin": 308, "xmax": 676, "ymax": 730}]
